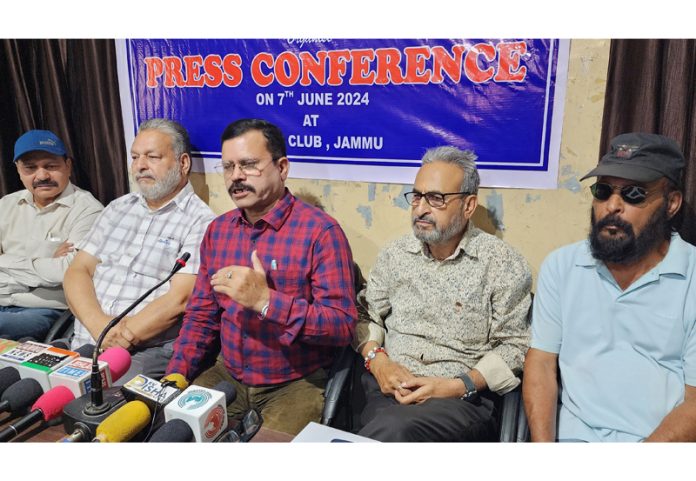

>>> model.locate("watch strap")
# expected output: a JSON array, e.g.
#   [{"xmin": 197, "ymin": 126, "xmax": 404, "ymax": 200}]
[{"xmin": 457, "ymin": 372, "xmax": 478, "ymax": 400}]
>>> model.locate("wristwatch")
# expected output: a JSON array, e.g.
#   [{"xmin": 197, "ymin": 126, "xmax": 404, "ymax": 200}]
[{"xmin": 457, "ymin": 372, "xmax": 479, "ymax": 401}]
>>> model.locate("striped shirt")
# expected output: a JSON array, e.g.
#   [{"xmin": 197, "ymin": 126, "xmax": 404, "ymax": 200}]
[
  {"xmin": 70, "ymin": 182, "xmax": 215, "ymax": 349},
  {"xmin": 167, "ymin": 189, "xmax": 357, "ymax": 386}
]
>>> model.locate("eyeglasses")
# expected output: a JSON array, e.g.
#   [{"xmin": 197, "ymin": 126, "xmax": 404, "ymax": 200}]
[
  {"xmin": 215, "ymin": 408, "xmax": 263, "ymax": 443},
  {"xmin": 590, "ymin": 182, "xmax": 652, "ymax": 205},
  {"xmin": 215, "ymin": 158, "xmax": 274, "ymax": 177},
  {"xmin": 404, "ymin": 191, "xmax": 472, "ymax": 208}
]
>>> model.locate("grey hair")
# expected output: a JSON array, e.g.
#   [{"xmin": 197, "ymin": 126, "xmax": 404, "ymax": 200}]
[
  {"xmin": 421, "ymin": 146, "xmax": 480, "ymax": 194},
  {"xmin": 138, "ymin": 118, "xmax": 192, "ymax": 161}
]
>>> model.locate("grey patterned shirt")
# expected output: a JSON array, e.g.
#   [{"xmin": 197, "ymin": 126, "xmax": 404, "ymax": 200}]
[{"xmin": 353, "ymin": 222, "xmax": 532, "ymax": 394}]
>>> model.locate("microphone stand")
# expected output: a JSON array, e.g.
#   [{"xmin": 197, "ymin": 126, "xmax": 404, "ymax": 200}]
[{"xmin": 84, "ymin": 253, "xmax": 190, "ymax": 415}]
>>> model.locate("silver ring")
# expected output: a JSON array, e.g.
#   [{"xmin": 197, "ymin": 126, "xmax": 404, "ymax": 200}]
[{"xmin": 226, "ymin": 272, "xmax": 232, "ymax": 279}]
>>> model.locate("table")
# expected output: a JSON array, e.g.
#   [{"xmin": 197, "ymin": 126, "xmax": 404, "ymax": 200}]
[{"xmin": 0, "ymin": 413, "xmax": 293, "ymax": 443}]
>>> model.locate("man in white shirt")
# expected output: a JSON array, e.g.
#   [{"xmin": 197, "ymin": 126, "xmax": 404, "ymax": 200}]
[
  {"xmin": 0, "ymin": 129, "xmax": 103, "ymax": 340},
  {"xmin": 64, "ymin": 119, "xmax": 215, "ymax": 381}
]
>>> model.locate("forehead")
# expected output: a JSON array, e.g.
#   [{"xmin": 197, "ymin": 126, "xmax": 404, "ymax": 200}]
[
  {"xmin": 413, "ymin": 161, "xmax": 464, "ymax": 192},
  {"xmin": 131, "ymin": 129, "xmax": 174, "ymax": 152},
  {"xmin": 221, "ymin": 130, "xmax": 270, "ymax": 160},
  {"xmin": 17, "ymin": 151, "xmax": 66, "ymax": 166}
]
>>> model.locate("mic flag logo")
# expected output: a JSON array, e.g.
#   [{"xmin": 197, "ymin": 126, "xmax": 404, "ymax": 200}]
[
  {"xmin": 204, "ymin": 405, "xmax": 225, "ymax": 439},
  {"xmin": 177, "ymin": 389, "xmax": 212, "ymax": 410}
]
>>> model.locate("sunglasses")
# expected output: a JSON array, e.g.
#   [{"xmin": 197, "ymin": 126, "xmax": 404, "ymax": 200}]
[
  {"xmin": 215, "ymin": 408, "xmax": 263, "ymax": 443},
  {"xmin": 589, "ymin": 182, "xmax": 652, "ymax": 205}
]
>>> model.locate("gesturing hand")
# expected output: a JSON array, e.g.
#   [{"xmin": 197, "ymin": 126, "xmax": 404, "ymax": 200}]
[{"xmin": 211, "ymin": 250, "xmax": 270, "ymax": 313}]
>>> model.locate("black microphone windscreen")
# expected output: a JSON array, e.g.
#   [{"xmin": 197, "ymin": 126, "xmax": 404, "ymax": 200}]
[
  {"xmin": 16, "ymin": 336, "xmax": 37, "ymax": 343},
  {"xmin": 148, "ymin": 418, "xmax": 194, "ymax": 442},
  {"xmin": 74, "ymin": 344, "xmax": 95, "ymax": 358},
  {"xmin": 0, "ymin": 367, "xmax": 21, "ymax": 397},
  {"xmin": 212, "ymin": 381, "xmax": 237, "ymax": 406},
  {"xmin": 1, "ymin": 378, "xmax": 43, "ymax": 412},
  {"xmin": 181, "ymin": 252, "xmax": 191, "ymax": 262},
  {"xmin": 50, "ymin": 340, "xmax": 70, "ymax": 350}
]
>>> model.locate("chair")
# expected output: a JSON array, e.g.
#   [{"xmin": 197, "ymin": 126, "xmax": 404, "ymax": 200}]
[
  {"xmin": 497, "ymin": 382, "xmax": 530, "ymax": 442},
  {"xmin": 320, "ymin": 262, "xmax": 367, "ymax": 430},
  {"xmin": 43, "ymin": 309, "xmax": 75, "ymax": 344},
  {"xmin": 320, "ymin": 345, "xmax": 358, "ymax": 427}
]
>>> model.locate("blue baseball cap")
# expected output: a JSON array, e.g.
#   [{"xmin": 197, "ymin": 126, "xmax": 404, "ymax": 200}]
[{"xmin": 13, "ymin": 129, "xmax": 67, "ymax": 162}]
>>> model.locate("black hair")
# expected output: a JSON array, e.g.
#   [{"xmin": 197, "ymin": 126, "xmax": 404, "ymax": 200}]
[{"xmin": 220, "ymin": 119, "xmax": 286, "ymax": 162}]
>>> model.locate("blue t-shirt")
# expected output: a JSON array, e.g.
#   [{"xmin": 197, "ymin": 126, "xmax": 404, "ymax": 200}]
[{"xmin": 531, "ymin": 233, "xmax": 696, "ymax": 442}]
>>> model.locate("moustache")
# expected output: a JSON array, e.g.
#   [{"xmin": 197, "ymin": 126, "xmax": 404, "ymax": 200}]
[
  {"xmin": 135, "ymin": 173, "xmax": 155, "ymax": 181},
  {"xmin": 594, "ymin": 213, "xmax": 634, "ymax": 234},
  {"xmin": 227, "ymin": 182, "xmax": 256, "ymax": 196},
  {"xmin": 33, "ymin": 180, "xmax": 58, "ymax": 188},
  {"xmin": 412, "ymin": 213, "xmax": 435, "ymax": 226}
]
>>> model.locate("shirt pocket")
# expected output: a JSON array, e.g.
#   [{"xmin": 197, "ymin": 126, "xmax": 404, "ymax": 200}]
[
  {"xmin": 267, "ymin": 268, "xmax": 308, "ymax": 299},
  {"xmin": 630, "ymin": 310, "xmax": 684, "ymax": 364},
  {"xmin": 130, "ymin": 236, "xmax": 181, "ymax": 279}
]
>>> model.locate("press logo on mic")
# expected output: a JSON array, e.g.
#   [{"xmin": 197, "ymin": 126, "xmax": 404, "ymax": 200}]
[
  {"xmin": 177, "ymin": 389, "xmax": 212, "ymax": 410},
  {"xmin": 204, "ymin": 405, "xmax": 225, "ymax": 439}
]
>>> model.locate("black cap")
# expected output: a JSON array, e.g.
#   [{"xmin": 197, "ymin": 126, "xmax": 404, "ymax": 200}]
[{"xmin": 580, "ymin": 133, "xmax": 685, "ymax": 186}]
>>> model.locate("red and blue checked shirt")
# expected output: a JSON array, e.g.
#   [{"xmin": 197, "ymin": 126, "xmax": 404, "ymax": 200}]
[{"xmin": 167, "ymin": 189, "xmax": 357, "ymax": 385}]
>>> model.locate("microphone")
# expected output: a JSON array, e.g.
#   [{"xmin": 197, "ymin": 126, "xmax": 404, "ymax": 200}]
[
  {"xmin": 163, "ymin": 381, "xmax": 236, "ymax": 442},
  {"xmin": 74, "ymin": 344, "xmax": 96, "ymax": 358},
  {"xmin": 0, "ymin": 378, "xmax": 43, "ymax": 416},
  {"xmin": 49, "ymin": 340, "xmax": 70, "ymax": 350},
  {"xmin": 171, "ymin": 252, "xmax": 191, "ymax": 274},
  {"xmin": 87, "ymin": 252, "xmax": 190, "ymax": 415},
  {"xmin": 122, "ymin": 373, "xmax": 189, "ymax": 411},
  {"xmin": 97, "ymin": 347, "xmax": 131, "ymax": 382},
  {"xmin": 50, "ymin": 346, "xmax": 131, "ymax": 397},
  {"xmin": 0, "ymin": 385, "xmax": 74, "ymax": 442},
  {"xmin": 92, "ymin": 400, "xmax": 151, "ymax": 442},
  {"xmin": 57, "ymin": 348, "xmax": 132, "ymax": 442},
  {"xmin": 161, "ymin": 373, "xmax": 189, "ymax": 390},
  {"xmin": 148, "ymin": 418, "xmax": 194, "ymax": 442},
  {"xmin": 0, "ymin": 341, "xmax": 79, "ymax": 392},
  {"xmin": 0, "ymin": 367, "xmax": 20, "ymax": 398}
]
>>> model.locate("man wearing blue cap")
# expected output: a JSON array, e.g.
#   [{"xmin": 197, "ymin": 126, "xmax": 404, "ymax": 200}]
[
  {"xmin": 0, "ymin": 129, "xmax": 103, "ymax": 340},
  {"xmin": 524, "ymin": 132, "xmax": 696, "ymax": 442}
]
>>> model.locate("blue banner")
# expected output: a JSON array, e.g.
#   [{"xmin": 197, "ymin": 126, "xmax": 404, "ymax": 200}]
[{"xmin": 116, "ymin": 39, "xmax": 568, "ymax": 188}]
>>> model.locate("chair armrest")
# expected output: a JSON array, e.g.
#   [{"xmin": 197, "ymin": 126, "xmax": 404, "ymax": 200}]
[
  {"xmin": 321, "ymin": 345, "xmax": 357, "ymax": 425},
  {"xmin": 43, "ymin": 310, "xmax": 75, "ymax": 343}
]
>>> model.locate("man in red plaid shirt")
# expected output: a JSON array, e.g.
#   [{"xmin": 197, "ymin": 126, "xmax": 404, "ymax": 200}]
[{"xmin": 166, "ymin": 119, "xmax": 357, "ymax": 435}]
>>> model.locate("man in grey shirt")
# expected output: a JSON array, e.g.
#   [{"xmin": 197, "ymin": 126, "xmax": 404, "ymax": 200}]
[
  {"xmin": 353, "ymin": 145, "xmax": 532, "ymax": 441},
  {"xmin": 0, "ymin": 129, "xmax": 103, "ymax": 340}
]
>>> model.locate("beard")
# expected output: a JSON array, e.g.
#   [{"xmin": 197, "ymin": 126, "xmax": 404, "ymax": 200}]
[
  {"xmin": 589, "ymin": 201, "xmax": 672, "ymax": 264},
  {"xmin": 412, "ymin": 208, "xmax": 467, "ymax": 245},
  {"xmin": 135, "ymin": 165, "xmax": 182, "ymax": 201}
]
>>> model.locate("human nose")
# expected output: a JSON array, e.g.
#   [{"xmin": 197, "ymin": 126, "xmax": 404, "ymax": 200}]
[
  {"xmin": 34, "ymin": 166, "xmax": 51, "ymax": 180},
  {"xmin": 228, "ymin": 163, "xmax": 247, "ymax": 181},
  {"xmin": 603, "ymin": 188, "xmax": 625, "ymax": 215},
  {"xmin": 131, "ymin": 155, "xmax": 144, "ymax": 170},
  {"xmin": 412, "ymin": 194, "xmax": 431, "ymax": 215}
]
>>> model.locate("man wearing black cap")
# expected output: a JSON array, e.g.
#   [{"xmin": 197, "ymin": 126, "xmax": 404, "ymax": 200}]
[
  {"xmin": 0, "ymin": 130, "xmax": 103, "ymax": 340},
  {"xmin": 524, "ymin": 132, "xmax": 696, "ymax": 442}
]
